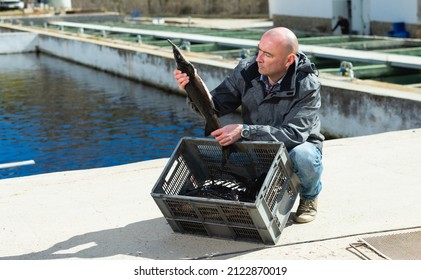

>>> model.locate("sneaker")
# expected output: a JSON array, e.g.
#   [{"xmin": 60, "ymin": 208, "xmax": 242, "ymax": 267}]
[{"xmin": 294, "ymin": 198, "xmax": 318, "ymax": 223}]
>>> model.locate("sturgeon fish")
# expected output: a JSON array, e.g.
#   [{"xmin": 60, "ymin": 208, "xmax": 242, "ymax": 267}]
[{"xmin": 168, "ymin": 39, "xmax": 235, "ymax": 165}]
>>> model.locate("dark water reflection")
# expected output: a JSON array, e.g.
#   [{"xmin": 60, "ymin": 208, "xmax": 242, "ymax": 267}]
[{"xmin": 0, "ymin": 53, "xmax": 241, "ymax": 179}]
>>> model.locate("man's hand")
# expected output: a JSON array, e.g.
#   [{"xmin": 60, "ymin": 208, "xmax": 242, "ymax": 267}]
[
  {"xmin": 211, "ymin": 124, "xmax": 243, "ymax": 146},
  {"xmin": 173, "ymin": 69, "xmax": 190, "ymax": 91}
]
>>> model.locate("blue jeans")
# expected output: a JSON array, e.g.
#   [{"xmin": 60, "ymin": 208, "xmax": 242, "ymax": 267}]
[{"xmin": 289, "ymin": 142, "xmax": 323, "ymax": 200}]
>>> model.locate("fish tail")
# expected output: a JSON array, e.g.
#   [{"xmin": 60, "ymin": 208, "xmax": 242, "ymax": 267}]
[{"xmin": 221, "ymin": 144, "xmax": 238, "ymax": 166}]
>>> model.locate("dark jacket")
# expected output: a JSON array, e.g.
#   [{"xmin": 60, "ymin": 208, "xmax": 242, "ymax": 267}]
[
  {"xmin": 332, "ymin": 18, "xmax": 350, "ymax": 34},
  {"xmin": 210, "ymin": 52, "xmax": 324, "ymax": 151}
]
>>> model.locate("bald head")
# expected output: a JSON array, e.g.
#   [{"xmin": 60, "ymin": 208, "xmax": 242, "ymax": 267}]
[
  {"xmin": 261, "ymin": 27, "xmax": 299, "ymax": 55},
  {"xmin": 256, "ymin": 27, "xmax": 299, "ymax": 83}
]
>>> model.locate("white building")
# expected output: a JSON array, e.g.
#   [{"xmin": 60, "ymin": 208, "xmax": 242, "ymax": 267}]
[
  {"xmin": 268, "ymin": 0, "xmax": 421, "ymax": 37},
  {"xmin": 49, "ymin": 0, "xmax": 72, "ymax": 10}
]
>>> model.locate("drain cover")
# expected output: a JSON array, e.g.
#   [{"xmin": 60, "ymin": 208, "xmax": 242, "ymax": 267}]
[{"xmin": 362, "ymin": 230, "xmax": 421, "ymax": 260}]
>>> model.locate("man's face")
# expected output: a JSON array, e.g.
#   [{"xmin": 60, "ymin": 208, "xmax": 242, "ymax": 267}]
[{"xmin": 256, "ymin": 34, "xmax": 293, "ymax": 82}]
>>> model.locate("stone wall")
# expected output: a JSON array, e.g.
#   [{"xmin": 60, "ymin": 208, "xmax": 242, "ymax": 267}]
[
  {"xmin": 70, "ymin": 0, "xmax": 269, "ymax": 17},
  {"xmin": 371, "ymin": 21, "xmax": 421, "ymax": 38}
]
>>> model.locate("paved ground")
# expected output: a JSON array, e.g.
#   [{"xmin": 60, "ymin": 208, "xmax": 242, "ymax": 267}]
[{"xmin": 0, "ymin": 128, "xmax": 420, "ymax": 260}]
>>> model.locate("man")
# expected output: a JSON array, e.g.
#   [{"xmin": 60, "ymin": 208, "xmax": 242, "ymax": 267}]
[
  {"xmin": 173, "ymin": 27, "xmax": 324, "ymax": 223},
  {"xmin": 332, "ymin": 16, "xmax": 350, "ymax": 34}
]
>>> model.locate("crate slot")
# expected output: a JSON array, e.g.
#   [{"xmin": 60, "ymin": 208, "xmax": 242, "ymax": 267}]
[
  {"xmin": 232, "ymin": 227, "xmax": 262, "ymax": 241},
  {"xmin": 220, "ymin": 206, "xmax": 254, "ymax": 225}
]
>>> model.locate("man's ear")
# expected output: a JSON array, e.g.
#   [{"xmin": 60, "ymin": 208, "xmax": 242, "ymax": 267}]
[{"xmin": 285, "ymin": 53, "xmax": 296, "ymax": 68}]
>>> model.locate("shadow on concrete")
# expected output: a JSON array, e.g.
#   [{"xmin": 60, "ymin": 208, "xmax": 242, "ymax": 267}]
[{"xmin": 0, "ymin": 217, "xmax": 293, "ymax": 260}]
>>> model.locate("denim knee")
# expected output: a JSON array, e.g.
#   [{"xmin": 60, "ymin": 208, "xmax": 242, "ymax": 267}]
[
  {"xmin": 289, "ymin": 142, "xmax": 322, "ymax": 171},
  {"xmin": 289, "ymin": 142, "xmax": 323, "ymax": 200}
]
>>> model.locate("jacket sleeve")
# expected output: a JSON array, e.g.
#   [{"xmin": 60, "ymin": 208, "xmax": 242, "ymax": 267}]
[{"xmin": 250, "ymin": 76, "xmax": 322, "ymax": 151}]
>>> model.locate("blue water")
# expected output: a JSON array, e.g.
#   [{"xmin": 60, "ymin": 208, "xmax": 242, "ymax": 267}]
[{"xmin": 0, "ymin": 53, "xmax": 241, "ymax": 179}]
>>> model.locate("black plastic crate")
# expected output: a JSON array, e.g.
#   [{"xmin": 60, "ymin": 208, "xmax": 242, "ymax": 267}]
[{"xmin": 151, "ymin": 137, "xmax": 300, "ymax": 244}]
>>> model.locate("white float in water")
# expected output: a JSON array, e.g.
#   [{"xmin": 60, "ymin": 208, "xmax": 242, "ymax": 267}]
[{"xmin": 0, "ymin": 160, "xmax": 36, "ymax": 169}]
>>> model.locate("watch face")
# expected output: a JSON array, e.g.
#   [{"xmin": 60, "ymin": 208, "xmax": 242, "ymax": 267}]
[{"xmin": 241, "ymin": 129, "xmax": 250, "ymax": 138}]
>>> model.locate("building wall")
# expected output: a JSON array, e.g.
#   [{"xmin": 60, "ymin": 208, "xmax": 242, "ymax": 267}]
[
  {"xmin": 268, "ymin": 0, "xmax": 332, "ymax": 18},
  {"xmin": 369, "ymin": 0, "xmax": 419, "ymax": 24},
  {"xmin": 269, "ymin": 0, "xmax": 421, "ymax": 37},
  {"xmin": 270, "ymin": 0, "xmax": 347, "ymax": 34},
  {"xmin": 272, "ymin": 15, "xmax": 332, "ymax": 34},
  {"xmin": 368, "ymin": 0, "xmax": 421, "ymax": 37}
]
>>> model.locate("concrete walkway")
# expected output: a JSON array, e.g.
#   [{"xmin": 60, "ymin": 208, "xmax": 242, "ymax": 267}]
[{"xmin": 0, "ymin": 128, "xmax": 420, "ymax": 260}]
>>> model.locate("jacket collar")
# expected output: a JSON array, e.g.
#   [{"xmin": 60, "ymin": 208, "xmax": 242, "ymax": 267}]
[
  {"xmin": 259, "ymin": 60, "xmax": 297, "ymax": 98},
  {"xmin": 242, "ymin": 52, "xmax": 315, "ymax": 98}
]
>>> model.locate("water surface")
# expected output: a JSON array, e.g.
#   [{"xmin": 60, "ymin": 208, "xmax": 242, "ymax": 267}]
[{"xmin": 0, "ymin": 53, "xmax": 241, "ymax": 179}]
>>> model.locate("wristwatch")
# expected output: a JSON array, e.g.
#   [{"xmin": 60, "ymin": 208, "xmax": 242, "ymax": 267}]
[{"xmin": 241, "ymin": 124, "xmax": 251, "ymax": 139}]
